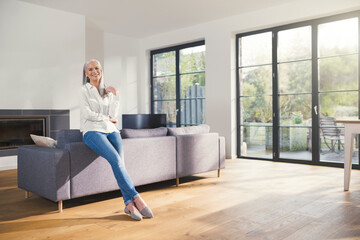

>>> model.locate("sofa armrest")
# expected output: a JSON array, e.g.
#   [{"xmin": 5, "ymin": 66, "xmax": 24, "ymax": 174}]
[
  {"xmin": 17, "ymin": 145, "xmax": 70, "ymax": 202},
  {"xmin": 56, "ymin": 129, "xmax": 82, "ymax": 149},
  {"xmin": 176, "ymin": 133, "xmax": 220, "ymax": 178}
]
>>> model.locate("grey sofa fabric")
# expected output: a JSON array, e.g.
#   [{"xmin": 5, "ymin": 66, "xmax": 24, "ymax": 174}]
[
  {"xmin": 18, "ymin": 146, "xmax": 70, "ymax": 202},
  {"xmin": 65, "ymin": 136, "xmax": 176, "ymax": 199},
  {"xmin": 65, "ymin": 142, "xmax": 119, "ymax": 199},
  {"xmin": 167, "ymin": 124, "xmax": 210, "ymax": 136},
  {"xmin": 57, "ymin": 129, "xmax": 82, "ymax": 149},
  {"xmin": 123, "ymin": 136, "xmax": 176, "ymax": 186},
  {"xmin": 121, "ymin": 127, "xmax": 168, "ymax": 139},
  {"xmin": 17, "ymin": 128, "xmax": 225, "ymax": 205},
  {"xmin": 176, "ymin": 133, "xmax": 220, "ymax": 178}
]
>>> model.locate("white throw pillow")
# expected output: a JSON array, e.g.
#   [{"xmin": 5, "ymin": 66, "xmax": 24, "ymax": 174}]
[{"xmin": 30, "ymin": 134, "xmax": 57, "ymax": 148}]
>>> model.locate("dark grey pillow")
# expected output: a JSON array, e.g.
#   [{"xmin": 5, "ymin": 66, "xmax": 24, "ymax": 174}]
[
  {"xmin": 167, "ymin": 124, "xmax": 210, "ymax": 136},
  {"xmin": 121, "ymin": 127, "xmax": 168, "ymax": 139}
]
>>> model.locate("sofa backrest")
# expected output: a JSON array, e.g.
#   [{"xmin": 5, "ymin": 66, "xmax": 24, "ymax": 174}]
[
  {"xmin": 167, "ymin": 124, "xmax": 210, "ymax": 136},
  {"xmin": 56, "ymin": 129, "xmax": 82, "ymax": 149},
  {"xmin": 121, "ymin": 127, "xmax": 168, "ymax": 139}
]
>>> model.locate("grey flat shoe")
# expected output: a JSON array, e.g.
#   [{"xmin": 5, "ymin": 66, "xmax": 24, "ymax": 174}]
[
  {"xmin": 140, "ymin": 206, "xmax": 154, "ymax": 218},
  {"xmin": 124, "ymin": 207, "xmax": 142, "ymax": 221}
]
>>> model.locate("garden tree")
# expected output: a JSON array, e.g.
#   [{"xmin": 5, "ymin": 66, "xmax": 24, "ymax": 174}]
[
  {"xmin": 153, "ymin": 51, "xmax": 176, "ymax": 123},
  {"xmin": 180, "ymin": 48, "xmax": 205, "ymax": 90},
  {"xmin": 319, "ymin": 51, "xmax": 358, "ymax": 119},
  {"xmin": 153, "ymin": 51, "xmax": 176, "ymax": 99},
  {"xmin": 242, "ymin": 27, "xmax": 358, "ymax": 126},
  {"xmin": 278, "ymin": 60, "xmax": 312, "ymax": 124},
  {"xmin": 274, "ymin": 27, "xmax": 311, "ymax": 125},
  {"xmin": 180, "ymin": 49, "xmax": 206, "ymax": 124},
  {"xmin": 239, "ymin": 32, "xmax": 273, "ymax": 126},
  {"xmin": 241, "ymin": 66, "xmax": 272, "ymax": 123}
]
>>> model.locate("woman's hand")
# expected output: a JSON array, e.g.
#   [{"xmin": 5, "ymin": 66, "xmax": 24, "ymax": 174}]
[
  {"xmin": 106, "ymin": 86, "xmax": 119, "ymax": 96},
  {"xmin": 109, "ymin": 116, "xmax": 118, "ymax": 124}
]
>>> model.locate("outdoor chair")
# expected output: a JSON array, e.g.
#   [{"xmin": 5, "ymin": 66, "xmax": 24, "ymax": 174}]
[{"xmin": 320, "ymin": 117, "xmax": 344, "ymax": 152}]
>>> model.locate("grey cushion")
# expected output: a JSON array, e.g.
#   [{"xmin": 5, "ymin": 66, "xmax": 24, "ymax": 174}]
[
  {"xmin": 167, "ymin": 124, "xmax": 210, "ymax": 136},
  {"xmin": 121, "ymin": 127, "xmax": 168, "ymax": 139},
  {"xmin": 56, "ymin": 129, "xmax": 82, "ymax": 149}
]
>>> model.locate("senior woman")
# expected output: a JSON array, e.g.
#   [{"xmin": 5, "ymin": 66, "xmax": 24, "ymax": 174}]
[{"xmin": 80, "ymin": 59, "xmax": 153, "ymax": 221}]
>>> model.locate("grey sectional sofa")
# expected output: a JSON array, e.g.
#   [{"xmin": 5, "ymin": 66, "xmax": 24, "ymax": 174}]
[{"xmin": 17, "ymin": 125, "xmax": 225, "ymax": 212}]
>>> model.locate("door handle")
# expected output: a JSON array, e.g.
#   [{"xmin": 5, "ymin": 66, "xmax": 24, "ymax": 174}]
[{"xmin": 314, "ymin": 106, "xmax": 318, "ymax": 115}]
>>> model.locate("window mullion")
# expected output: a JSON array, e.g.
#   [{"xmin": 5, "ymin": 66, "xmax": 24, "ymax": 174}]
[
  {"xmin": 272, "ymin": 31, "xmax": 279, "ymax": 161},
  {"xmin": 176, "ymin": 49, "xmax": 180, "ymax": 127},
  {"xmin": 358, "ymin": 17, "xmax": 360, "ymax": 167},
  {"xmin": 312, "ymin": 23, "xmax": 320, "ymax": 164},
  {"xmin": 150, "ymin": 53, "xmax": 154, "ymax": 114}
]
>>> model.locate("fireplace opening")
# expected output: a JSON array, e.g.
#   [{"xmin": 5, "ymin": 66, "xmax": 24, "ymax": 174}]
[{"xmin": 0, "ymin": 117, "xmax": 45, "ymax": 150}]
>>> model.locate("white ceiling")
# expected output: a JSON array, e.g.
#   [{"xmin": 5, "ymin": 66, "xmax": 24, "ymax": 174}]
[{"xmin": 21, "ymin": 0, "xmax": 294, "ymax": 38}]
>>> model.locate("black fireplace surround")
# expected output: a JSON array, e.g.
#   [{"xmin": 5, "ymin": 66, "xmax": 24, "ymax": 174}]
[{"xmin": 0, "ymin": 109, "xmax": 70, "ymax": 157}]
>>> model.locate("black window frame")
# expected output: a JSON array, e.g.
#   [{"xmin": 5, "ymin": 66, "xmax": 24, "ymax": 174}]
[
  {"xmin": 236, "ymin": 10, "xmax": 360, "ymax": 168},
  {"xmin": 150, "ymin": 40, "xmax": 206, "ymax": 127}
]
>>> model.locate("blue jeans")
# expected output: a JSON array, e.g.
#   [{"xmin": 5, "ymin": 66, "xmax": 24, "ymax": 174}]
[{"xmin": 83, "ymin": 131, "xmax": 139, "ymax": 205}]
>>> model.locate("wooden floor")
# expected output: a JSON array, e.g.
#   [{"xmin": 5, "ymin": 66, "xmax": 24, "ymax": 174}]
[{"xmin": 2, "ymin": 159, "xmax": 360, "ymax": 240}]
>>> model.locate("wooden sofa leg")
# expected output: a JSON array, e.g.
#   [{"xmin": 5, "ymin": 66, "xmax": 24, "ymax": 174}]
[
  {"xmin": 25, "ymin": 191, "xmax": 30, "ymax": 199},
  {"xmin": 58, "ymin": 200, "xmax": 63, "ymax": 213},
  {"xmin": 218, "ymin": 169, "xmax": 220, "ymax": 178},
  {"xmin": 176, "ymin": 177, "xmax": 179, "ymax": 187}
]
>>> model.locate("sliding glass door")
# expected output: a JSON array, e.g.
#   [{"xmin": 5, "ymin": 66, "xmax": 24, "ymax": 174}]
[{"xmin": 237, "ymin": 11, "xmax": 360, "ymax": 167}]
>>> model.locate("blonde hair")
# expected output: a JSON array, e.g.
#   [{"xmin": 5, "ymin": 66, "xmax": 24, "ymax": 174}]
[{"xmin": 83, "ymin": 59, "xmax": 106, "ymax": 97}]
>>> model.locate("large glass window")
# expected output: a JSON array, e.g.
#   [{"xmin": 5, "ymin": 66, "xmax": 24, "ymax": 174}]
[
  {"xmin": 180, "ymin": 45, "xmax": 206, "ymax": 126},
  {"xmin": 152, "ymin": 51, "xmax": 176, "ymax": 125},
  {"xmin": 237, "ymin": 11, "xmax": 360, "ymax": 168},
  {"xmin": 318, "ymin": 18, "xmax": 359, "ymax": 163},
  {"xmin": 278, "ymin": 26, "xmax": 312, "ymax": 161},
  {"xmin": 151, "ymin": 41, "xmax": 205, "ymax": 127},
  {"xmin": 239, "ymin": 32, "xmax": 273, "ymax": 158}
]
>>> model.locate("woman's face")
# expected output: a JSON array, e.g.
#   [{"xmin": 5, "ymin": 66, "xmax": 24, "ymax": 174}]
[{"xmin": 85, "ymin": 61, "xmax": 102, "ymax": 84}]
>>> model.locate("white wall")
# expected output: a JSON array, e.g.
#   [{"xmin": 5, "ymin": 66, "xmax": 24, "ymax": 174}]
[
  {"xmin": 0, "ymin": 156, "xmax": 19, "ymax": 171},
  {"xmin": 0, "ymin": 0, "xmax": 85, "ymax": 169},
  {"xmin": 103, "ymin": 33, "xmax": 140, "ymax": 128},
  {"xmin": 138, "ymin": 0, "xmax": 360, "ymax": 159},
  {"xmin": 85, "ymin": 18, "xmax": 104, "ymax": 64}
]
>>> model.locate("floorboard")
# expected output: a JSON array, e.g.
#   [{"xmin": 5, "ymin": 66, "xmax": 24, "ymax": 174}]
[{"xmin": 1, "ymin": 159, "xmax": 360, "ymax": 240}]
